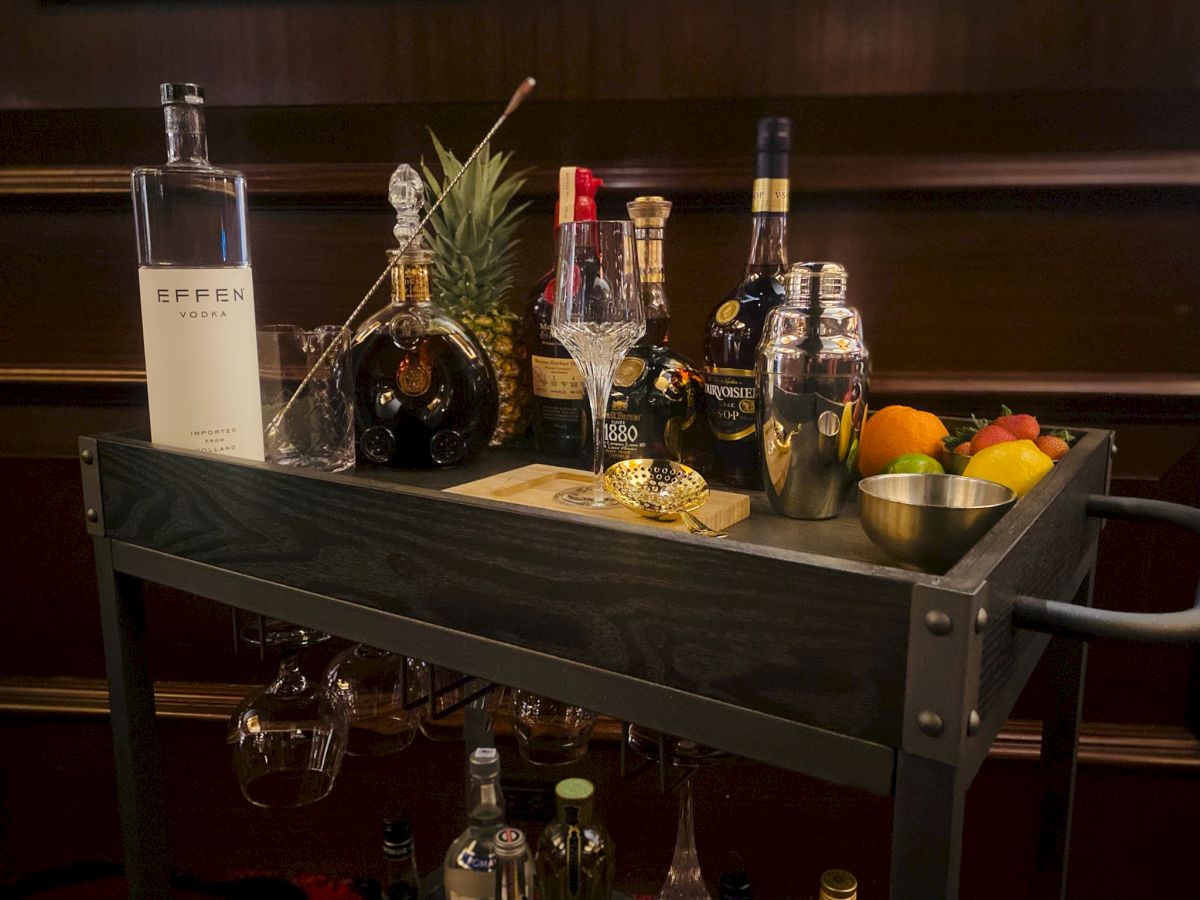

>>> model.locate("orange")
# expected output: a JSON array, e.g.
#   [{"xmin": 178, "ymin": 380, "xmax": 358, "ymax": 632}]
[{"xmin": 857, "ymin": 405, "xmax": 949, "ymax": 477}]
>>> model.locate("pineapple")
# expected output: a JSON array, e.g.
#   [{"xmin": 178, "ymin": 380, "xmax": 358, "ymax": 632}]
[{"xmin": 421, "ymin": 131, "xmax": 531, "ymax": 446}]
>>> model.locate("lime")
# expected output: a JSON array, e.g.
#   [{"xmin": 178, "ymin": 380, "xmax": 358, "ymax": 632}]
[
  {"xmin": 963, "ymin": 439, "xmax": 1053, "ymax": 497},
  {"xmin": 883, "ymin": 453, "xmax": 945, "ymax": 475}
]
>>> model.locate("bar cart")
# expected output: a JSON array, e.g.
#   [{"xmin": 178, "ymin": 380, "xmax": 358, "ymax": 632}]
[{"xmin": 80, "ymin": 425, "xmax": 1200, "ymax": 899}]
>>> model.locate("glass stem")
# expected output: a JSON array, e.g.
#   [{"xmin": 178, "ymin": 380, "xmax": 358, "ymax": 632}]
[{"xmin": 587, "ymin": 375, "xmax": 612, "ymax": 494}]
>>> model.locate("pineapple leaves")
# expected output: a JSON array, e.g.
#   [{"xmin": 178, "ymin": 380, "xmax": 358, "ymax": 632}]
[{"xmin": 420, "ymin": 128, "xmax": 530, "ymax": 316}]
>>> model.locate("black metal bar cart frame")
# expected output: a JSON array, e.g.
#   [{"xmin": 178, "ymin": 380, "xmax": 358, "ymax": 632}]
[{"xmin": 80, "ymin": 425, "xmax": 1198, "ymax": 899}]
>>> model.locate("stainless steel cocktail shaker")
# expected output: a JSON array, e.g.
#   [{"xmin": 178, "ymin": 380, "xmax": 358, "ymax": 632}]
[{"xmin": 756, "ymin": 262, "xmax": 869, "ymax": 519}]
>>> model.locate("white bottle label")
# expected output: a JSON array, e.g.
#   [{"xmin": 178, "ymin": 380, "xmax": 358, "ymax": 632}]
[{"xmin": 137, "ymin": 267, "xmax": 265, "ymax": 461}]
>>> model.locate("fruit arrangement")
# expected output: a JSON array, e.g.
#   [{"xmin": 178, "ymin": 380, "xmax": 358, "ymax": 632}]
[{"xmin": 858, "ymin": 403, "xmax": 1076, "ymax": 498}]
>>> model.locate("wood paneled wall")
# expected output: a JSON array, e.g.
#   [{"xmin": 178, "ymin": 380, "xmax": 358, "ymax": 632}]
[
  {"xmin": 5, "ymin": 0, "xmax": 1200, "ymax": 108},
  {"xmin": 2, "ymin": 0, "xmax": 1199, "ymax": 894}
]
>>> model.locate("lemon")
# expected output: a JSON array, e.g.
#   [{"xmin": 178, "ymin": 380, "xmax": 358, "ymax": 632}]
[
  {"xmin": 963, "ymin": 439, "xmax": 1053, "ymax": 497},
  {"xmin": 883, "ymin": 453, "xmax": 945, "ymax": 475}
]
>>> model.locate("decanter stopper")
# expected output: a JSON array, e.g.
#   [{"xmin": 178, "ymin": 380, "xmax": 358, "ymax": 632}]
[{"xmin": 388, "ymin": 163, "xmax": 426, "ymax": 250}]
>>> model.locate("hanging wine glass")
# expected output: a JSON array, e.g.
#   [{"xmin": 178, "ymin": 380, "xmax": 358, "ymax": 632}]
[
  {"xmin": 322, "ymin": 644, "xmax": 428, "ymax": 757},
  {"xmin": 417, "ymin": 668, "xmax": 503, "ymax": 743},
  {"xmin": 227, "ymin": 652, "xmax": 348, "ymax": 808},
  {"xmin": 551, "ymin": 220, "xmax": 646, "ymax": 507}
]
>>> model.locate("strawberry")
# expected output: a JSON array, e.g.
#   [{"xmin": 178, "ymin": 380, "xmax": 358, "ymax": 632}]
[
  {"xmin": 993, "ymin": 406, "xmax": 1040, "ymax": 441},
  {"xmin": 1035, "ymin": 434, "xmax": 1070, "ymax": 461},
  {"xmin": 971, "ymin": 424, "xmax": 1016, "ymax": 454}
]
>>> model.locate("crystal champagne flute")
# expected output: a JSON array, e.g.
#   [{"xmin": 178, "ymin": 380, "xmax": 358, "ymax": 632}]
[{"xmin": 551, "ymin": 220, "xmax": 646, "ymax": 507}]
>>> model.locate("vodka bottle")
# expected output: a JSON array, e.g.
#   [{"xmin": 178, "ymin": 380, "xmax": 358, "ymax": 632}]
[
  {"xmin": 130, "ymin": 83, "xmax": 264, "ymax": 460},
  {"xmin": 444, "ymin": 747, "xmax": 506, "ymax": 900}
]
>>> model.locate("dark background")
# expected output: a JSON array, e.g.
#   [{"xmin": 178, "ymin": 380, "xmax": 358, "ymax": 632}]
[{"xmin": 1, "ymin": 1, "xmax": 1198, "ymax": 897}]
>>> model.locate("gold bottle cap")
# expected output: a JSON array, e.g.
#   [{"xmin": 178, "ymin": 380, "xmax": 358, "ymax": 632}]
[
  {"xmin": 819, "ymin": 869, "xmax": 858, "ymax": 900},
  {"xmin": 627, "ymin": 195, "xmax": 672, "ymax": 228}
]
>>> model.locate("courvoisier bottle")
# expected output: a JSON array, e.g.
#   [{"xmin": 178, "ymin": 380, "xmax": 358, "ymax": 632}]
[
  {"xmin": 130, "ymin": 83, "xmax": 265, "ymax": 461},
  {"xmin": 701, "ymin": 116, "xmax": 791, "ymax": 486}
]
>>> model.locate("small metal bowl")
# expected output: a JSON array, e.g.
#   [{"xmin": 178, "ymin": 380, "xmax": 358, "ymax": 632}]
[{"xmin": 858, "ymin": 473, "xmax": 1016, "ymax": 572}]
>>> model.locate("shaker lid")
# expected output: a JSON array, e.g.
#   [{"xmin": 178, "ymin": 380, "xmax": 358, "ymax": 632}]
[
  {"xmin": 785, "ymin": 262, "xmax": 848, "ymax": 305},
  {"xmin": 160, "ymin": 83, "xmax": 204, "ymax": 106},
  {"xmin": 627, "ymin": 195, "xmax": 672, "ymax": 228}
]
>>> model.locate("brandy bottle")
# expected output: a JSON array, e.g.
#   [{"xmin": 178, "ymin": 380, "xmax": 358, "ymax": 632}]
[
  {"xmin": 701, "ymin": 117, "xmax": 791, "ymax": 486},
  {"xmin": 604, "ymin": 196, "xmax": 708, "ymax": 470},
  {"xmin": 352, "ymin": 165, "xmax": 499, "ymax": 467},
  {"xmin": 524, "ymin": 167, "xmax": 603, "ymax": 457}
]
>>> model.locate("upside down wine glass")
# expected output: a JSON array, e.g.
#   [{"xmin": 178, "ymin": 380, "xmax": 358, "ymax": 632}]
[{"xmin": 552, "ymin": 220, "xmax": 646, "ymax": 507}]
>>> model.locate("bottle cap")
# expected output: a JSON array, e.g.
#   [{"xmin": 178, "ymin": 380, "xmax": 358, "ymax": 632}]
[
  {"xmin": 160, "ymin": 83, "xmax": 205, "ymax": 107},
  {"xmin": 388, "ymin": 163, "xmax": 429, "ymax": 255},
  {"xmin": 718, "ymin": 869, "xmax": 753, "ymax": 899},
  {"xmin": 494, "ymin": 827, "xmax": 527, "ymax": 860},
  {"xmin": 469, "ymin": 746, "xmax": 501, "ymax": 778},
  {"xmin": 382, "ymin": 812, "xmax": 413, "ymax": 846},
  {"xmin": 555, "ymin": 778, "xmax": 595, "ymax": 802},
  {"xmin": 784, "ymin": 262, "xmax": 848, "ymax": 305},
  {"xmin": 819, "ymin": 869, "xmax": 858, "ymax": 899},
  {"xmin": 627, "ymin": 195, "xmax": 672, "ymax": 229},
  {"xmin": 756, "ymin": 116, "xmax": 791, "ymax": 154},
  {"xmin": 555, "ymin": 167, "xmax": 603, "ymax": 226}
]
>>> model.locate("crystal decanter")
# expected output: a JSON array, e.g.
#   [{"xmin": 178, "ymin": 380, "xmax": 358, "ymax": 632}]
[{"xmin": 352, "ymin": 164, "xmax": 499, "ymax": 467}]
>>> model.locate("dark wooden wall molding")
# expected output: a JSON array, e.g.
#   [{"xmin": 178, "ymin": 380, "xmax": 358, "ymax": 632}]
[
  {"xmin": 3, "ymin": 676, "xmax": 1196, "ymax": 772},
  {"xmin": 6, "ymin": 153, "xmax": 1200, "ymax": 200}
]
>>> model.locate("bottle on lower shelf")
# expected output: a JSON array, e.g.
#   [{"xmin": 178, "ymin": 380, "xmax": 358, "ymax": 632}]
[
  {"xmin": 444, "ymin": 748, "xmax": 506, "ymax": 900},
  {"xmin": 382, "ymin": 812, "xmax": 420, "ymax": 900},
  {"xmin": 535, "ymin": 778, "xmax": 615, "ymax": 900},
  {"xmin": 817, "ymin": 869, "xmax": 857, "ymax": 900},
  {"xmin": 493, "ymin": 826, "xmax": 535, "ymax": 900},
  {"xmin": 717, "ymin": 869, "xmax": 753, "ymax": 900}
]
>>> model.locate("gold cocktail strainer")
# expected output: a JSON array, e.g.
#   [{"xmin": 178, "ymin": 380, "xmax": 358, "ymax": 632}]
[{"xmin": 604, "ymin": 459, "xmax": 727, "ymax": 538}]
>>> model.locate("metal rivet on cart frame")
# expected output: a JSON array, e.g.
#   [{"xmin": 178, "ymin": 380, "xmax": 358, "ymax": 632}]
[
  {"xmin": 81, "ymin": 449, "xmax": 94, "ymax": 464},
  {"xmin": 86, "ymin": 508, "xmax": 99, "ymax": 523},
  {"xmin": 975, "ymin": 608, "xmax": 989, "ymax": 633},
  {"xmin": 967, "ymin": 710, "xmax": 982, "ymax": 736},
  {"xmin": 924, "ymin": 609, "xmax": 952, "ymax": 636},
  {"xmin": 917, "ymin": 710, "xmax": 944, "ymax": 737}
]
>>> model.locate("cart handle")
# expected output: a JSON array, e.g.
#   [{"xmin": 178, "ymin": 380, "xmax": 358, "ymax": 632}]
[{"xmin": 1012, "ymin": 495, "xmax": 1200, "ymax": 643}]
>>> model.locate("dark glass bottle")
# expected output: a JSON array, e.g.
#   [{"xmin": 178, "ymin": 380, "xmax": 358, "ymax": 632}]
[
  {"xmin": 604, "ymin": 196, "xmax": 708, "ymax": 471},
  {"xmin": 702, "ymin": 117, "xmax": 791, "ymax": 486},
  {"xmin": 718, "ymin": 869, "xmax": 753, "ymax": 900},
  {"xmin": 382, "ymin": 813, "xmax": 420, "ymax": 900},
  {"xmin": 352, "ymin": 165, "xmax": 499, "ymax": 468},
  {"xmin": 525, "ymin": 167, "xmax": 603, "ymax": 457}
]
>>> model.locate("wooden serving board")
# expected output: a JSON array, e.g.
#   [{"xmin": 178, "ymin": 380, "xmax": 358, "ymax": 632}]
[{"xmin": 445, "ymin": 463, "xmax": 750, "ymax": 533}]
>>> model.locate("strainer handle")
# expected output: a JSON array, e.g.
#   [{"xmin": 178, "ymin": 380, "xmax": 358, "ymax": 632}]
[{"xmin": 1012, "ymin": 495, "xmax": 1200, "ymax": 643}]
